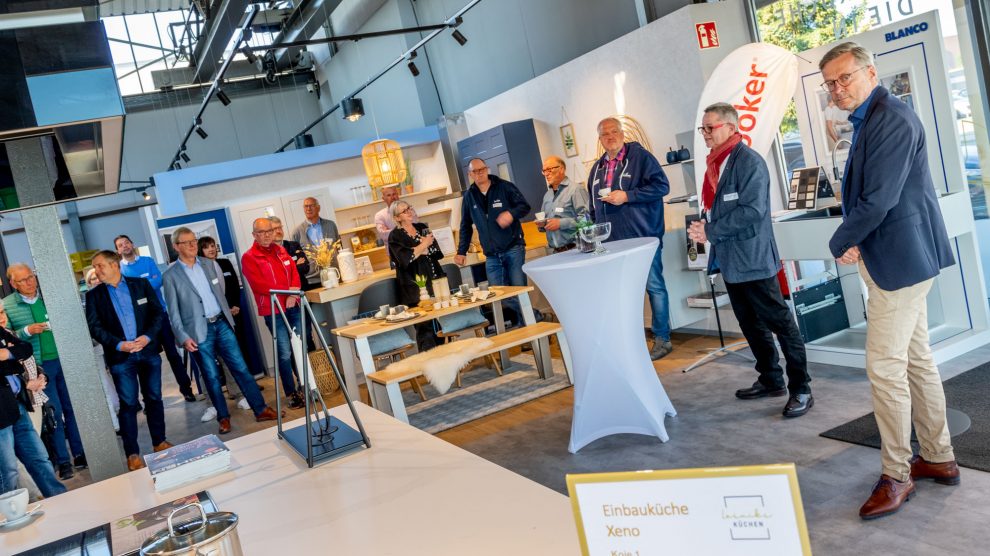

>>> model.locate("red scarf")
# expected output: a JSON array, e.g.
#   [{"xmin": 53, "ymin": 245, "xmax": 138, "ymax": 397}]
[{"xmin": 702, "ymin": 132, "xmax": 743, "ymax": 211}]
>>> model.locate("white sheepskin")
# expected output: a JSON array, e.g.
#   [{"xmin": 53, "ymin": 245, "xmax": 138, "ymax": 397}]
[{"xmin": 385, "ymin": 337, "xmax": 495, "ymax": 395}]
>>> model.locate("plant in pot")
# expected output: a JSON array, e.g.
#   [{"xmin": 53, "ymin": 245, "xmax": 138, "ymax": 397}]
[
  {"xmin": 304, "ymin": 239, "xmax": 342, "ymax": 288},
  {"xmin": 575, "ymin": 215, "xmax": 596, "ymax": 253},
  {"xmin": 414, "ymin": 274, "xmax": 432, "ymax": 309}
]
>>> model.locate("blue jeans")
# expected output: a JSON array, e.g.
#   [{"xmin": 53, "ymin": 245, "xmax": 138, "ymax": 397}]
[
  {"xmin": 193, "ymin": 319, "xmax": 268, "ymax": 420},
  {"xmin": 109, "ymin": 351, "xmax": 166, "ymax": 456},
  {"xmin": 646, "ymin": 244, "xmax": 671, "ymax": 341},
  {"xmin": 40, "ymin": 358, "xmax": 85, "ymax": 465},
  {"xmin": 264, "ymin": 306, "xmax": 300, "ymax": 397},
  {"xmin": 0, "ymin": 405, "xmax": 67, "ymax": 497},
  {"xmin": 484, "ymin": 244, "xmax": 527, "ymax": 324}
]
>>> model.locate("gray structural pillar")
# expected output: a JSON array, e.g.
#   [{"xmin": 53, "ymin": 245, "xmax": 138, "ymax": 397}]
[{"xmin": 6, "ymin": 136, "xmax": 126, "ymax": 481}]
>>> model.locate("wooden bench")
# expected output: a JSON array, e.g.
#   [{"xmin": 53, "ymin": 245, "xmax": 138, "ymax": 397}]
[{"xmin": 366, "ymin": 322, "xmax": 573, "ymax": 423}]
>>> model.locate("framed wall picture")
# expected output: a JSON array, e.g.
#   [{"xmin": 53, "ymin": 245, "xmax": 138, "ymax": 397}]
[{"xmin": 560, "ymin": 123, "xmax": 579, "ymax": 158}]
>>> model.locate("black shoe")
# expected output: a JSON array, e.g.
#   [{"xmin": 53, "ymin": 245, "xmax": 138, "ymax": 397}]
[
  {"xmin": 520, "ymin": 343, "xmax": 532, "ymax": 352},
  {"xmin": 735, "ymin": 382, "xmax": 787, "ymax": 400},
  {"xmin": 783, "ymin": 393, "xmax": 814, "ymax": 418},
  {"xmin": 183, "ymin": 393, "xmax": 197, "ymax": 402},
  {"xmin": 59, "ymin": 462, "xmax": 75, "ymax": 480},
  {"xmin": 288, "ymin": 393, "xmax": 305, "ymax": 409},
  {"xmin": 74, "ymin": 455, "xmax": 88, "ymax": 469}
]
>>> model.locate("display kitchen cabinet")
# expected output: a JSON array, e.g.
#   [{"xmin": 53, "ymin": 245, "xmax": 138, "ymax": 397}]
[{"xmin": 456, "ymin": 119, "xmax": 544, "ymax": 221}]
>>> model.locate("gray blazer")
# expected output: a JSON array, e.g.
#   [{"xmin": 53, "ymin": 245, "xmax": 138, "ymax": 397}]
[
  {"xmin": 290, "ymin": 217, "xmax": 340, "ymax": 283},
  {"xmin": 162, "ymin": 257, "xmax": 234, "ymax": 345}
]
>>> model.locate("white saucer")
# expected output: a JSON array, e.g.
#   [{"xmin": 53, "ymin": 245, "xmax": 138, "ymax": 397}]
[{"xmin": 0, "ymin": 502, "xmax": 43, "ymax": 528}]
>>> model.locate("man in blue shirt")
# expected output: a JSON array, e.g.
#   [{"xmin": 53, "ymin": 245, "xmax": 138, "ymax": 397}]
[
  {"xmin": 821, "ymin": 42, "xmax": 958, "ymax": 520},
  {"xmin": 289, "ymin": 198, "xmax": 340, "ymax": 290},
  {"xmin": 115, "ymin": 235, "xmax": 196, "ymax": 402}
]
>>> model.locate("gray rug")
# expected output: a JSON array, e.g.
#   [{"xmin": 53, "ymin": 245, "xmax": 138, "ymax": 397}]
[
  {"xmin": 820, "ymin": 365, "xmax": 990, "ymax": 472},
  {"xmin": 403, "ymin": 354, "xmax": 570, "ymax": 434}
]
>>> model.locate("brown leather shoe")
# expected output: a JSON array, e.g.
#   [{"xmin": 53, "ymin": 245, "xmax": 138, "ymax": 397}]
[
  {"xmin": 255, "ymin": 407, "xmax": 278, "ymax": 422},
  {"xmin": 218, "ymin": 418, "xmax": 232, "ymax": 434},
  {"xmin": 911, "ymin": 456, "xmax": 960, "ymax": 485},
  {"xmin": 153, "ymin": 441, "xmax": 174, "ymax": 453},
  {"xmin": 859, "ymin": 475, "xmax": 915, "ymax": 520},
  {"xmin": 127, "ymin": 454, "xmax": 146, "ymax": 471}
]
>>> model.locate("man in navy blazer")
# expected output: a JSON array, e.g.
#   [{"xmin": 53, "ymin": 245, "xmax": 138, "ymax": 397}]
[
  {"xmin": 821, "ymin": 42, "xmax": 959, "ymax": 520},
  {"xmin": 688, "ymin": 103, "xmax": 811, "ymax": 418},
  {"xmin": 86, "ymin": 250, "xmax": 172, "ymax": 471}
]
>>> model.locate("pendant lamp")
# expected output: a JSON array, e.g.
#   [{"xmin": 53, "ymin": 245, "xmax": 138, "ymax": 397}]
[{"xmin": 362, "ymin": 138, "xmax": 407, "ymax": 189}]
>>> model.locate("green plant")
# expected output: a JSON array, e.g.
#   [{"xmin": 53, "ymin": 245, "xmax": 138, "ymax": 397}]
[{"xmin": 414, "ymin": 274, "xmax": 428, "ymax": 288}]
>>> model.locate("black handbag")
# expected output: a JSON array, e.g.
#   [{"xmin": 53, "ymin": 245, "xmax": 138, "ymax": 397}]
[{"xmin": 40, "ymin": 402, "xmax": 57, "ymax": 436}]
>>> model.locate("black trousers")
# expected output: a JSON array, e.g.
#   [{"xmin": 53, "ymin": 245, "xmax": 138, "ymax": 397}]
[{"xmin": 724, "ymin": 276, "xmax": 810, "ymax": 394}]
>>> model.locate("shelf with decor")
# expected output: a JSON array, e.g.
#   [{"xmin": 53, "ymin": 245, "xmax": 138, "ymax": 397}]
[{"xmin": 333, "ymin": 186, "xmax": 447, "ymax": 213}]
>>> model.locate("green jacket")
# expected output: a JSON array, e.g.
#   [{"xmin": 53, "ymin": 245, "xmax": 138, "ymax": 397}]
[{"xmin": 2, "ymin": 291, "xmax": 52, "ymax": 361}]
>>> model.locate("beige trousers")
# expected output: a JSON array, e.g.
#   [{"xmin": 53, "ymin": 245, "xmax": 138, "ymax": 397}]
[{"xmin": 860, "ymin": 262, "xmax": 954, "ymax": 482}]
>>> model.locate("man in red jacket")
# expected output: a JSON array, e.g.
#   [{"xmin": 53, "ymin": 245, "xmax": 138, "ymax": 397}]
[{"xmin": 241, "ymin": 218, "xmax": 304, "ymax": 409}]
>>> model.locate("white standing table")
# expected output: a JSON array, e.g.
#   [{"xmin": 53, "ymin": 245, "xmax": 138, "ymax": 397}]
[
  {"xmin": 1, "ymin": 403, "xmax": 580, "ymax": 555},
  {"xmin": 523, "ymin": 237, "xmax": 677, "ymax": 452}
]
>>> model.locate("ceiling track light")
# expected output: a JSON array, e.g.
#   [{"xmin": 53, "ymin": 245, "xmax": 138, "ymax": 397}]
[
  {"xmin": 407, "ymin": 61, "xmax": 420, "ymax": 76},
  {"xmin": 216, "ymin": 89, "xmax": 231, "ymax": 106},
  {"xmin": 240, "ymin": 47, "xmax": 258, "ymax": 64},
  {"xmin": 180, "ymin": 152, "xmax": 191, "ymax": 163},
  {"xmin": 142, "ymin": 190, "xmax": 152, "ymax": 200},
  {"xmin": 195, "ymin": 126, "xmax": 208, "ymax": 139},
  {"xmin": 452, "ymin": 29, "xmax": 467, "ymax": 46},
  {"xmin": 341, "ymin": 97, "xmax": 365, "ymax": 122}
]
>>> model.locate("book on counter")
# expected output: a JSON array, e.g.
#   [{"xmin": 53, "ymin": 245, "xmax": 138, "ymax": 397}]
[
  {"xmin": 110, "ymin": 491, "xmax": 218, "ymax": 556},
  {"xmin": 143, "ymin": 434, "xmax": 230, "ymax": 492}
]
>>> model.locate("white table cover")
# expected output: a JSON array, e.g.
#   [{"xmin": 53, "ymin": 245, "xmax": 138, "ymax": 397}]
[{"xmin": 523, "ymin": 237, "xmax": 676, "ymax": 452}]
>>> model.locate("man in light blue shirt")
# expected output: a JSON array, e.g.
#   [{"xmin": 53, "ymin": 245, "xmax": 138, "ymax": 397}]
[
  {"xmin": 162, "ymin": 228, "xmax": 277, "ymax": 435},
  {"xmin": 289, "ymin": 197, "xmax": 340, "ymax": 289},
  {"xmin": 537, "ymin": 155, "xmax": 590, "ymax": 252}
]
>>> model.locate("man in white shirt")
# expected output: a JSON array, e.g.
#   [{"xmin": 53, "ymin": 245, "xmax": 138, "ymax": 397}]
[{"xmin": 374, "ymin": 185, "xmax": 417, "ymax": 243}]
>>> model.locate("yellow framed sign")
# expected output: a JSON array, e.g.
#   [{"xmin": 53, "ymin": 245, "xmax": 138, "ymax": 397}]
[{"xmin": 566, "ymin": 463, "xmax": 811, "ymax": 555}]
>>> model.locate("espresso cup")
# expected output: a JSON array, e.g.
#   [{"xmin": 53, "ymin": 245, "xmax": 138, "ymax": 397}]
[
  {"xmin": 599, "ymin": 187, "xmax": 611, "ymax": 198},
  {"xmin": 379, "ymin": 304, "xmax": 389, "ymax": 317},
  {"xmin": 0, "ymin": 488, "xmax": 29, "ymax": 522},
  {"xmin": 535, "ymin": 211, "xmax": 546, "ymax": 221},
  {"xmin": 459, "ymin": 284, "xmax": 470, "ymax": 296}
]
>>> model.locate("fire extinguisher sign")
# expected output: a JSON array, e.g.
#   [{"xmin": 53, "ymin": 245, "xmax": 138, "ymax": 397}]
[{"xmin": 696, "ymin": 22, "xmax": 719, "ymax": 49}]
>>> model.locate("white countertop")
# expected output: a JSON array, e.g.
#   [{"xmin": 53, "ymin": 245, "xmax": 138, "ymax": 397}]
[{"xmin": 2, "ymin": 403, "xmax": 580, "ymax": 555}]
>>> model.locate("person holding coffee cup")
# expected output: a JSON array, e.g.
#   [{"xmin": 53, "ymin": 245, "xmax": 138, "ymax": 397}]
[{"xmin": 538, "ymin": 155, "xmax": 589, "ymax": 254}]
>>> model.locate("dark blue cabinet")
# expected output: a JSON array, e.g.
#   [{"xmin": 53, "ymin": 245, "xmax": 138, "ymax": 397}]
[{"xmin": 457, "ymin": 119, "xmax": 544, "ymax": 221}]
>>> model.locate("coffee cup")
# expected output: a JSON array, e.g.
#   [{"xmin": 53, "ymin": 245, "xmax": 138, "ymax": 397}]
[
  {"xmin": 459, "ymin": 284, "xmax": 470, "ymax": 296},
  {"xmin": 599, "ymin": 187, "xmax": 611, "ymax": 198},
  {"xmin": 379, "ymin": 304, "xmax": 390, "ymax": 318},
  {"xmin": 478, "ymin": 281, "xmax": 489, "ymax": 292},
  {"xmin": 535, "ymin": 211, "xmax": 546, "ymax": 222},
  {"xmin": 0, "ymin": 488, "xmax": 29, "ymax": 523}
]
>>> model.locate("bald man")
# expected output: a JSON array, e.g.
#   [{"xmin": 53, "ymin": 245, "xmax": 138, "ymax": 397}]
[
  {"xmin": 538, "ymin": 155, "xmax": 589, "ymax": 253},
  {"xmin": 290, "ymin": 197, "xmax": 340, "ymax": 290}
]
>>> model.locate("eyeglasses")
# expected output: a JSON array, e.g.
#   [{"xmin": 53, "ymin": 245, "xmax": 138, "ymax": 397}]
[
  {"xmin": 821, "ymin": 66, "xmax": 868, "ymax": 92},
  {"xmin": 697, "ymin": 122, "xmax": 729, "ymax": 135},
  {"xmin": 13, "ymin": 275, "xmax": 37, "ymax": 285},
  {"xmin": 175, "ymin": 240, "xmax": 197, "ymax": 246},
  {"xmin": 469, "ymin": 167, "xmax": 488, "ymax": 174},
  {"xmin": 541, "ymin": 165, "xmax": 562, "ymax": 174},
  {"xmin": 303, "ymin": 204, "xmax": 319, "ymax": 209},
  {"xmin": 253, "ymin": 229, "xmax": 275, "ymax": 235},
  {"xmin": 272, "ymin": 225, "xmax": 284, "ymax": 231}
]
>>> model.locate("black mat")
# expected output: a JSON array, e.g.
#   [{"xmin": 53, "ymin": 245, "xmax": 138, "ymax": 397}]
[{"xmin": 820, "ymin": 365, "xmax": 990, "ymax": 472}]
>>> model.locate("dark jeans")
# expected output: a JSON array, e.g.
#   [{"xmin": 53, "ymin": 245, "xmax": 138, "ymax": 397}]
[
  {"xmin": 109, "ymin": 350, "xmax": 167, "ymax": 456},
  {"xmin": 0, "ymin": 405, "xmax": 67, "ymax": 497},
  {"xmin": 160, "ymin": 312, "xmax": 196, "ymax": 396},
  {"xmin": 724, "ymin": 276, "xmax": 811, "ymax": 394},
  {"xmin": 39, "ymin": 358, "xmax": 85, "ymax": 465},
  {"xmin": 193, "ymin": 319, "xmax": 268, "ymax": 420},
  {"xmin": 264, "ymin": 306, "xmax": 301, "ymax": 397},
  {"xmin": 484, "ymin": 244, "xmax": 526, "ymax": 324}
]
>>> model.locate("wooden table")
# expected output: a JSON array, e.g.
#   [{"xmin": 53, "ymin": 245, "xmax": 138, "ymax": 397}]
[
  {"xmin": 2, "ymin": 403, "xmax": 580, "ymax": 555},
  {"xmin": 332, "ymin": 286, "xmax": 548, "ymax": 401}
]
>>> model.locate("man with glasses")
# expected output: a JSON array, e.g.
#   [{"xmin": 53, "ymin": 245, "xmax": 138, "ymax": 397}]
[
  {"xmin": 455, "ymin": 158, "xmax": 531, "ymax": 325},
  {"xmin": 242, "ymin": 218, "xmax": 304, "ymax": 409},
  {"xmin": 688, "ymin": 103, "xmax": 811, "ymax": 418},
  {"xmin": 290, "ymin": 198, "xmax": 340, "ymax": 291},
  {"xmin": 587, "ymin": 117, "xmax": 672, "ymax": 360},
  {"xmin": 163, "ymin": 228, "xmax": 278, "ymax": 435},
  {"xmin": 2, "ymin": 263, "xmax": 87, "ymax": 479},
  {"xmin": 820, "ymin": 42, "xmax": 958, "ymax": 520},
  {"xmin": 537, "ymin": 156, "xmax": 589, "ymax": 254}
]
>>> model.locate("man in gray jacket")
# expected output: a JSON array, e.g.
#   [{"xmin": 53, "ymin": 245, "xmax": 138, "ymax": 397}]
[
  {"xmin": 162, "ymin": 227, "xmax": 278, "ymax": 435},
  {"xmin": 538, "ymin": 155, "xmax": 590, "ymax": 253},
  {"xmin": 290, "ymin": 197, "xmax": 340, "ymax": 290},
  {"xmin": 688, "ymin": 103, "xmax": 812, "ymax": 418}
]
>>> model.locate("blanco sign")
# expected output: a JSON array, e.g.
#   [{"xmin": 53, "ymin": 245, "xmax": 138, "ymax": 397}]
[{"xmin": 568, "ymin": 465, "xmax": 810, "ymax": 555}]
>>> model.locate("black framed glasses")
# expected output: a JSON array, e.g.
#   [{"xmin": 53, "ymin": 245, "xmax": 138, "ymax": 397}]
[{"xmin": 821, "ymin": 66, "xmax": 868, "ymax": 92}]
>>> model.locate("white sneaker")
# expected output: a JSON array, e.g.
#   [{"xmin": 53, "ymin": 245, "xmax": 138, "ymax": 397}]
[
  {"xmin": 237, "ymin": 398, "xmax": 251, "ymax": 410},
  {"xmin": 200, "ymin": 406, "xmax": 217, "ymax": 422}
]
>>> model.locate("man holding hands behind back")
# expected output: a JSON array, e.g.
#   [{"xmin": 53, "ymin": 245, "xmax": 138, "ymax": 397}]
[
  {"xmin": 688, "ymin": 103, "xmax": 812, "ymax": 418},
  {"xmin": 820, "ymin": 42, "xmax": 959, "ymax": 520}
]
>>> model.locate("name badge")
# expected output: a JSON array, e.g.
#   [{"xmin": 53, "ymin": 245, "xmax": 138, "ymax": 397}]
[
  {"xmin": 137, "ymin": 298, "xmax": 148, "ymax": 305},
  {"xmin": 211, "ymin": 278, "xmax": 219, "ymax": 285},
  {"xmin": 723, "ymin": 192, "xmax": 739, "ymax": 201},
  {"xmin": 223, "ymin": 272, "xmax": 232, "ymax": 277},
  {"xmin": 140, "ymin": 273, "xmax": 150, "ymax": 278},
  {"xmin": 492, "ymin": 200, "xmax": 503, "ymax": 208},
  {"xmin": 621, "ymin": 173, "xmax": 631, "ymax": 178},
  {"xmin": 592, "ymin": 178, "xmax": 600, "ymax": 185},
  {"xmin": 555, "ymin": 207, "xmax": 565, "ymax": 214},
  {"xmin": 283, "ymin": 260, "xmax": 291, "ymax": 266}
]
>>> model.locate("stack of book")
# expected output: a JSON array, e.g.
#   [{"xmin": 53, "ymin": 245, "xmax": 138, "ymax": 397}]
[{"xmin": 143, "ymin": 435, "xmax": 230, "ymax": 492}]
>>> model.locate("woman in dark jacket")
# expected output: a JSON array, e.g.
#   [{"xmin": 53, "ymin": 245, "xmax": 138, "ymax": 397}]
[
  {"xmin": 0, "ymin": 316, "xmax": 66, "ymax": 497},
  {"xmin": 387, "ymin": 200, "xmax": 444, "ymax": 351}
]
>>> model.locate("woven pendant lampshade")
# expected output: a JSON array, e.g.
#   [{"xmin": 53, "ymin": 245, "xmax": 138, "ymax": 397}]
[{"xmin": 362, "ymin": 139, "xmax": 407, "ymax": 188}]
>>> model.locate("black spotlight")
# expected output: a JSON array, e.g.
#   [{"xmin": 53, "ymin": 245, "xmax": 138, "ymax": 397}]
[
  {"xmin": 408, "ymin": 61, "xmax": 420, "ymax": 76},
  {"xmin": 217, "ymin": 89, "xmax": 231, "ymax": 106},
  {"xmin": 195, "ymin": 126, "xmax": 208, "ymax": 139},
  {"xmin": 180, "ymin": 151, "xmax": 190, "ymax": 163},
  {"xmin": 452, "ymin": 29, "xmax": 467, "ymax": 46},
  {"xmin": 341, "ymin": 97, "xmax": 364, "ymax": 122},
  {"xmin": 240, "ymin": 47, "xmax": 258, "ymax": 64}
]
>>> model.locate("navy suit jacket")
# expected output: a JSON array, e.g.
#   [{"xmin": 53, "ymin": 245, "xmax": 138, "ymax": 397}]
[
  {"xmin": 86, "ymin": 276, "xmax": 163, "ymax": 367},
  {"xmin": 828, "ymin": 86, "xmax": 954, "ymax": 291},
  {"xmin": 704, "ymin": 142, "xmax": 780, "ymax": 284}
]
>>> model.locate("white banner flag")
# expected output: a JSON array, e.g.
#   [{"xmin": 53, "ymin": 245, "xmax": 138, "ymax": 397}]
[{"xmin": 694, "ymin": 43, "xmax": 798, "ymax": 198}]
